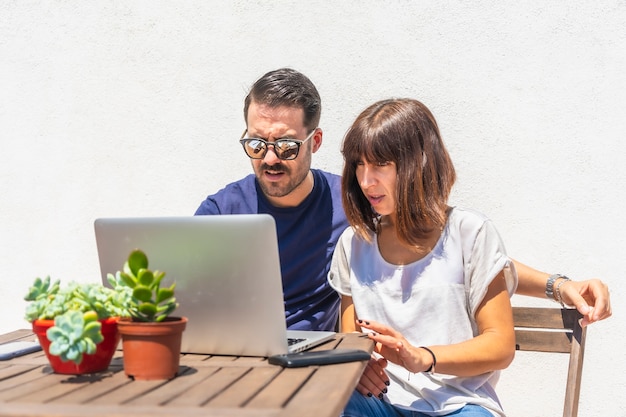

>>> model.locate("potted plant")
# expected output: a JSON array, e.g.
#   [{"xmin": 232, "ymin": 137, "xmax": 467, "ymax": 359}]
[
  {"xmin": 23, "ymin": 277, "xmax": 128, "ymax": 374},
  {"xmin": 107, "ymin": 249, "xmax": 187, "ymax": 380}
]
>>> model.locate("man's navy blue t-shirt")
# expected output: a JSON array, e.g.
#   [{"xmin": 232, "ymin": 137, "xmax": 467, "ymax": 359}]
[{"xmin": 194, "ymin": 169, "xmax": 348, "ymax": 331}]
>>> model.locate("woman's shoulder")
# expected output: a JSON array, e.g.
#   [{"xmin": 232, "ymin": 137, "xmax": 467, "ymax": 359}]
[
  {"xmin": 337, "ymin": 225, "xmax": 376, "ymax": 247},
  {"xmin": 447, "ymin": 206, "xmax": 494, "ymax": 235}
]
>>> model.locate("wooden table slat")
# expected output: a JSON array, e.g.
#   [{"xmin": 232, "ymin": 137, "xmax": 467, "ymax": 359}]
[
  {"xmin": 281, "ymin": 361, "xmax": 366, "ymax": 417},
  {"xmin": 0, "ymin": 330, "xmax": 35, "ymax": 344},
  {"xmin": 332, "ymin": 333, "xmax": 373, "ymax": 350},
  {"xmin": 0, "ymin": 364, "xmax": 41, "ymax": 383},
  {"xmin": 0, "ymin": 402, "xmax": 283, "ymax": 417},
  {"xmin": 51, "ymin": 369, "xmax": 133, "ymax": 404},
  {"xmin": 167, "ymin": 366, "xmax": 250, "ymax": 406},
  {"xmin": 130, "ymin": 366, "xmax": 220, "ymax": 406},
  {"xmin": 246, "ymin": 367, "xmax": 314, "ymax": 408},
  {"xmin": 0, "ymin": 367, "xmax": 59, "ymax": 401},
  {"xmin": 209, "ymin": 366, "xmax": 282, "ymax": 408},
  {"xmin": 89, "ymin": 375, "xmax": 170, "ymax": 405}
]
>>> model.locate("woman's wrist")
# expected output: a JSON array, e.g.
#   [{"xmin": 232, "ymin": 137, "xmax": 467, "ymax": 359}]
[
  {"xmin": 544, "ymin": 274, "xmax": 574, "ymax": 308},
  {"xmin": 545, "ymin": 274, "xmax": 570, "ymax": 301},
  {"xmin": 555, "ymin": 277, "xmax": 573, "ymax": 308},
  {"xmin": 419, "ymin": 346, "xmax": 436, "ymax": 374}
]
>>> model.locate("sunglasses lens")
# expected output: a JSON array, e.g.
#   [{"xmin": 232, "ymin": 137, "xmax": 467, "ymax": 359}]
[
  {"xmin": 275, "ymin": 141, "xmax": 299, "ymax": 160},
  {"xmin": 243, "ymin": 139, "xmax": 266, "ymax": 158}
]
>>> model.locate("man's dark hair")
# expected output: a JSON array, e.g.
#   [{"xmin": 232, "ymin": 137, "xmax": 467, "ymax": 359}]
[{"xmin": 244, "ymin": 68, "xmax": 321, "ymax": 130}]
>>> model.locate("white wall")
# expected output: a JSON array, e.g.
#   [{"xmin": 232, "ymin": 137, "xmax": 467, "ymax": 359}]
[{"xmin": 1, "ymin": 1, "xmax": 624, "ymax": 415}]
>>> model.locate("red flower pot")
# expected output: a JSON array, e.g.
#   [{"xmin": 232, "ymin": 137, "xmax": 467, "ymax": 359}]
[{"xmin": 32, "ymin": 317, "xmax": 120, "ymax": 374}]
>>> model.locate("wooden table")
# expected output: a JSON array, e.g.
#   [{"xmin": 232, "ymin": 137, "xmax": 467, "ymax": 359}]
[{"xmin": 0, "ymin": 330, "xmax": 373, "ymax": 417}]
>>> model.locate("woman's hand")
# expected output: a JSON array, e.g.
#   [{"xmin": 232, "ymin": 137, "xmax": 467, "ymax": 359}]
[
  {"xmin": 357, "ymin": 319, "xmax": 433, "ymax": 373},
  {"xmin": 560, "ymin": 278, "xmax": 612, "ymax": 326},
  {"xmin": 355, "ymin": 356, "xmax": 390, "ymax": 399}
]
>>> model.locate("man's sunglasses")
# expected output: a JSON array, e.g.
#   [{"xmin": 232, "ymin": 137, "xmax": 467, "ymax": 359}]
[{"xmin": 239, "ymin": 129, "xmax": 317, "ymax": 160}]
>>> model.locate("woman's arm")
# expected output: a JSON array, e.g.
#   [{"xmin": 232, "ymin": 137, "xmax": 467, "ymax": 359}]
[
  {"xmin": 361, "ymin": 270, "xmax": 516, "ymax": 376},
  {"xmin": 340, "ymin": 295, "xmax": 359, "ymax": 332},
  {"xmin": 513, "ymin": 259, "xmax": 612, "ymax": 325}
]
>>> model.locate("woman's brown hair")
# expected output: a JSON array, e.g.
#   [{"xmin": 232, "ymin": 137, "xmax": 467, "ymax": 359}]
[{"xmin": 341, "ymin": 98, "xmax": 456, "ymax": 246}]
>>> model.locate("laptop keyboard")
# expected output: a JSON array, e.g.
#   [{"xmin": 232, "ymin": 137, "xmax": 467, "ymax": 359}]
[{"xmin": 288, "ymin": 337, "xmax": 306, "ymax": 346}]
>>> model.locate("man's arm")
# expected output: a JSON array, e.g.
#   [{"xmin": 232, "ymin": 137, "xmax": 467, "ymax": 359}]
[{"xmin": 512, "ymin": 259, "xmax": 612, "ymax": 326}]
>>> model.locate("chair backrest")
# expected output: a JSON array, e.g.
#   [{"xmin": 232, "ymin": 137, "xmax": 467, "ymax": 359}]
[{"xmin": 513, "ymin": 307, "xmax": 587, "ymax": 417}]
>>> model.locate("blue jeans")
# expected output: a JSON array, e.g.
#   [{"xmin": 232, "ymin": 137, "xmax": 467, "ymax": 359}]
[{"xmin": 341, "ymin": 390, "xmax": 494, "ymax": 417}]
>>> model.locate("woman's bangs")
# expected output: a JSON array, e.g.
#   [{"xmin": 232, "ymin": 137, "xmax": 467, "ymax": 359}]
[{"xmin": 344, "ymin": 128, "xmax": 394, "ymax": 165}]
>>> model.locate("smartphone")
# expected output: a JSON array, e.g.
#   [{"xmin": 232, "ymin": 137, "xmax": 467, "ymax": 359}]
[
  {"xmin": 268, "ymin": 348, "xmax": 371, "ymax": 368},
  {"xmin": 0, "ymin": 341, "xmax": 42, "ymax": 360}
]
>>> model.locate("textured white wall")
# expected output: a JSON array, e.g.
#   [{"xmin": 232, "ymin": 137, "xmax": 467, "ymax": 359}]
[{"xmin": 1, "ymin": 1, "xmax": 624, "ymax": 415}]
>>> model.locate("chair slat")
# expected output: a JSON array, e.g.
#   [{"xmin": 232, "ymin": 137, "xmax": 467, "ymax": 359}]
[
  {"xmin": 514, "ymin": 329, "xmax": 573, "ymax": 353},
  {"xmin": 512, "ymin": 307, "xmax": 587, "ymax": 417},
  {"xmin": 513, "ymin": 307, "xmax": 580, "ymax": 329}
]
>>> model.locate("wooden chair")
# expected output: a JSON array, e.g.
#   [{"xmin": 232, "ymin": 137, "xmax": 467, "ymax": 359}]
[{"xmin": 513, "ymin": 307, "xmax": 588, "ymax": 417}]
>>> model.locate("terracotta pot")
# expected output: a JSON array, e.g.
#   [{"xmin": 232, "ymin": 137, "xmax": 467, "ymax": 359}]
[
  {"xmin": 32, "ymin": 317, "xmax": 120, "ymax": 374},
  {"xmin": 117, "ymin": 316, "xmax": 187, "ymax": 380}
]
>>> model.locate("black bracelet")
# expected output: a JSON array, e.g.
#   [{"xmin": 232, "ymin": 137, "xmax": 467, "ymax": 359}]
[{"xmin": 419, "ymin": 346, "xmax": 436, "ymax": 373}]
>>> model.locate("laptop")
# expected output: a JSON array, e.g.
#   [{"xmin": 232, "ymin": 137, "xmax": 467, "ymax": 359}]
[{"xmin": 93, "ymin": 214, "xmax": 336, "ymax": 357}]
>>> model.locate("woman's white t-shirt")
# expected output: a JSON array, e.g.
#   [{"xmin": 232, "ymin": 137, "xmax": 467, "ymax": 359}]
[{"xmin": 328, "ymin": 207, "xmax": 518, "ymax": 417}]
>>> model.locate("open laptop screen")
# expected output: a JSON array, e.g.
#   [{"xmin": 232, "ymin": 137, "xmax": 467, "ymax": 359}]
[{"xmin": 94, "ymin": 214, "xmax": 334, "ymax": 356}]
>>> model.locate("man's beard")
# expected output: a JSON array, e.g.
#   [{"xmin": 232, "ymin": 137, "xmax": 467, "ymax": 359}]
[{"xmin": 256, "ymin": 162, "xmax": 308, "ymax": 198}]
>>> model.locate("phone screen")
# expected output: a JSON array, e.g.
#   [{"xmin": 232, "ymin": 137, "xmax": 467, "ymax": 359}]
[{"xmin": 0, "ymin": 341, "xmax": 42, "ymax": 360}]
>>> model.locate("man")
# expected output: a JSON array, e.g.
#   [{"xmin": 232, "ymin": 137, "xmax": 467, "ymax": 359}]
[{"xmin": 195, "ymin": 68, "xmax": 611, "ymax": 333}]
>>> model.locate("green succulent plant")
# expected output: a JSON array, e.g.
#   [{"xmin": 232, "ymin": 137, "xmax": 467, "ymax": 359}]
[
  {"xmin": 47, "ymin": 310, "xmax": 103, "ymax": 364},
  {"xmin": 24, "ymin": 277, "xmax": 129, "ymax": 322},
  {"xmin": 24, "ymin": 276, "xmax": 130, "ymax": 364},
  {"xmin": 107, "ymin": 249, "xmax": 178, "ymax": 322}
]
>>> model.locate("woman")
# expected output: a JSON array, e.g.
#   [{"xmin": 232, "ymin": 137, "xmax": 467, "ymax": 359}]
[{"xmin": 329, "ymin": 98, "xmax": 516, "ymax": 416}]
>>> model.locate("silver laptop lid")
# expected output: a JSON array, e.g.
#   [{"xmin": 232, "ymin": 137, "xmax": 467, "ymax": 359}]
[{"xmin": 94, "ymin": 214, "xmax": 294, "ymax": 356}]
